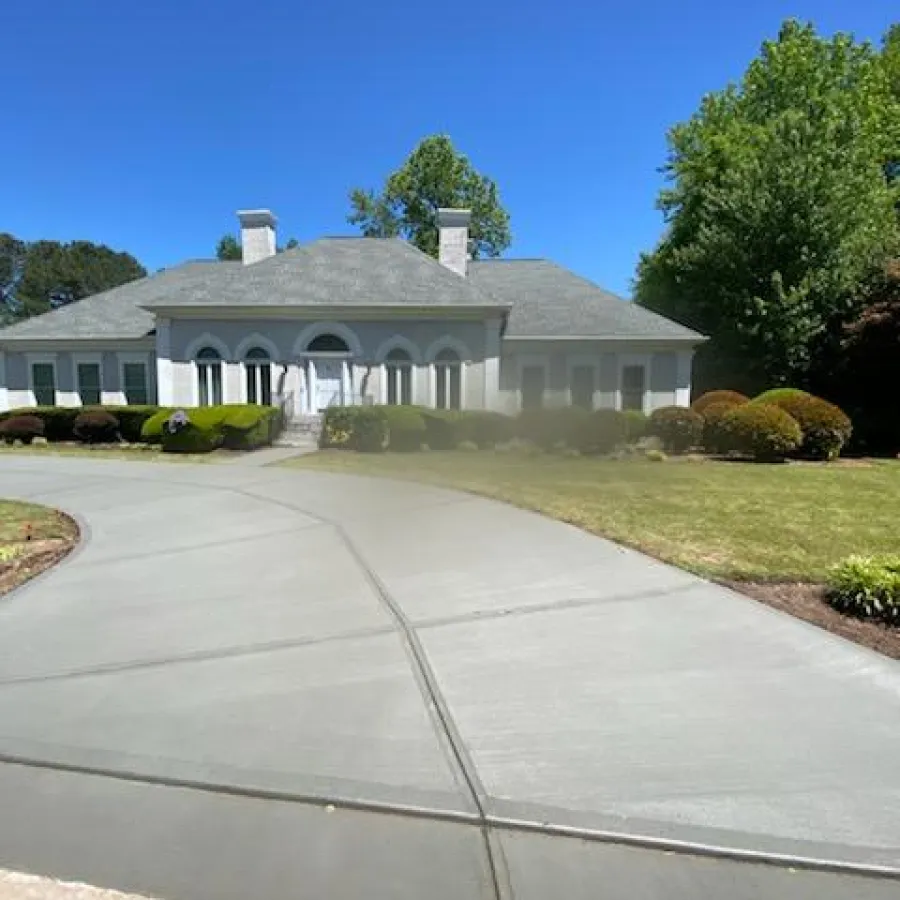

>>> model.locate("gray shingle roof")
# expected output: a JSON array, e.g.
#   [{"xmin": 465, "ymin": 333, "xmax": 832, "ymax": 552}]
[
  {"xmin": 469, "ymin": 259, "xmax": 704, "ymax": 340},
  {"xmin": 0, "ymin": 262, "xmax": 237, "ymax": 342},
  {"xmin": 142, "ymin": 238, "xmax": 506, "ymax": 310}
]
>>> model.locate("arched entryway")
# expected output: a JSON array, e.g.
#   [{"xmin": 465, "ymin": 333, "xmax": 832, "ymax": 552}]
[{"xmin": 299, "ymin": 331, "xmax": 355, "ymax": 413}]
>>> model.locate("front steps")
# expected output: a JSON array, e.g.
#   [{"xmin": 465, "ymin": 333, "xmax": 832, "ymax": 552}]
[{"xmin": 274, "ymin": 414, "xmax": 322, "ymax": 449}]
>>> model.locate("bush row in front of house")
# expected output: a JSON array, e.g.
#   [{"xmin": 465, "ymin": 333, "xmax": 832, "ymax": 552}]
[{"xmin": 0, "ymin": 405, "xmax": 164, "ymax": 443}]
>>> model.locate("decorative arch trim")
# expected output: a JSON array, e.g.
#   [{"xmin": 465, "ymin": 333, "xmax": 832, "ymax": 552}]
[
  {"xmin": 293, "ymin": 322, "xmax": 362, "ymax": 357},
  {"xmin": 374, "ymin": 334, "xmax": 423, "ymax": 364},
  {"xmin": 235, "ymin": 333, "xmax": 281, "ymax": 360},
  {"xmin": 424, "ymin": 335, "xmax": 472, "ymax": 363},
  {"xmin": 184, "ymin": 333, "xmax": 232, "ymax": 361}
]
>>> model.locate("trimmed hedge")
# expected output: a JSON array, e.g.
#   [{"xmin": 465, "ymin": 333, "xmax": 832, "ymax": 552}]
[
  {"xmin": 382, "ymin": 406, "xmax": 427, "ymax": 451},
  {"xmin": 752, "ymin": 388, "xmax": 811, "ymax": 406},
  {"xmin": 722, "ymin": 404, "xmax": 801, "ymax": 462},
  {"xmin": 74, "ymin": 410, "xmax": 120, "ymax": 444},
  {"xmin": 159, "ymin": 405, "xmax": 280, "ymax": 454},
  {"xmin": 691, "ymin": 390, "xmax": 749, "ymax": 415},
  {"xmin": 648, "ymin": 406, "xmax": 703, "ymax": 455},
  {"xmin": 456, "ymin": 411, "xmax": 513, "ymax": 448},
  {"xmin": 420, "ymin": 409, "xmax": 462, "ymax": 450},
  {"xmin": 0, "ymin": 414, "xmax": 44, "ymax": 445},
  {"xmin": 517, "ymin": 407, "xmax": 590, "ymax": 450},
  {"xmin": 101, "ymin": 406, "xmax": 165, "ymax": 442},
  {"xmin": 321, "ymin": 407, "xmax": 362, "ymax": 449},
  {"xmin": 0, "ymin": 405, "xmax": 164, "ymax": 443},
  {"xmin": 825, "ymin": 555, "xmax": 900, "ymax": 625},
  {"xmin": 576, "ymin": 409, "xmax": 628, "ymax": 455},
  {"xmin": 700, "ymin": 401, "xmax": 740, "ymax": 455},
  {"xmin": 760, "ymin": 393, "xmax": 852, "ymax": 460},
  {"xmin": 354, "ymin": 408, "xmax": 388, "ymax": 452},
  {"xmin": 622, "ymin": 410, "xmax": 649, "ymax": 443}
]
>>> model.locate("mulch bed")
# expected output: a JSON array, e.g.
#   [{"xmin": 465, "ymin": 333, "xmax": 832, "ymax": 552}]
[
  {"xmin": 724, "ymin": 580, "xmax": 900, "ymax": 660},
  {"xmin": 0, "ymin": 538, "xmax": 77, "ymax": 597}
]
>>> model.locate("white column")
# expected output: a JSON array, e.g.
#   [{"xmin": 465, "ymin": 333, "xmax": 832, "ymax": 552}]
[
  {"xmin": 307, "ymin": 359, "xmax": 316, "ymax": 414},
  {"xmin": 0, "ymin": 352, "xmax": 8, "ymax": 412},
  {"xmin": 676, "ymin": 350, "xmax": 694, "ymax": 407},
  {"xmin": 483, "ymin": 318, "xmax": 501, "ymax": 410},
  {"xmin": 156, "ymin": 318, "xmax": 174, "ymax": 405},
  {"xmin": 341, "ymin": 358, "xmax": 350, "ymax": 405}
]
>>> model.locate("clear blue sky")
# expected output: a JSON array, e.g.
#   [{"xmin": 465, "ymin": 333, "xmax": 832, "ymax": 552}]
[{"xmin": 5, "ymin": 1, "xmax": 895, "ymax": 296}]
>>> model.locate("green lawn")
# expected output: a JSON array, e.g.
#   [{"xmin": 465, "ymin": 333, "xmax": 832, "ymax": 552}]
[
  {"xmin": 0, "ymin": 444, "xmax": 222, "ymax": 463},
  {"xmin": 0, "ymin": 499, "xmax": 76, "ymax": 543},
  {"xmin": 282, "ymin": 451, "xmax": 900, "ymax": 581}
]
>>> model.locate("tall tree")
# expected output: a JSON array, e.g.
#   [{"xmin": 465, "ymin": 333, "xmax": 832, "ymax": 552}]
[
  {"xmin": 4, "ymin": 238, "xmax": 145, "ymax": 322},
  {"xmin": 216, "ymin": 234, "xmax": 242, "ymax": 261},
  {"xmin": 348, "ymin": 134, "xmax": 511, "ymax": 259},
  {"xmin": 635, "ymin": 20, "xmax": 900, "ymax": 392}
]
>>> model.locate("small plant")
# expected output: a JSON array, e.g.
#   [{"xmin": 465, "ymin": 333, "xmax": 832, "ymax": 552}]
[
  {"xmin": 722, "ymin": 403, "xmax": 801, "ymax": 462},
  {"xmin": 457, "ymin": 439, "xmax": 479, "ymax": 452},
  {"xmin": 691, "ymin": 390, "xmax": 749, "ymax": 415},
  {"xmin": 701, "ymin": 400, "xmax": 742, "ymax": 455},
  {"xmin": 648, "ymin": 406, "xmax": 703, "ymax": 455},
  {"xmin": 645, "ymin": 448, "xmax": 667, "ymax": 462},
  {"xmin": 321, "ymin": 407, "xmax": 360, "ymax": 448},
  {"xmin": 0, "ymin": 545, "xmax": 23, "ymax": 563},
  {"xmin": 0, "ymin": 414, "xmax": 45, "ymax": 445},
  {"xmin": 73, "ymin": 410, "xmax": 120, "ymax": 444},
  {"xmin": 826, "ymin": 555, "xmax": 900, "ymax": 625}
]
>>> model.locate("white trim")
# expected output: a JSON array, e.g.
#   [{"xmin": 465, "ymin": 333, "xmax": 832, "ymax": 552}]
[
  {"xmin": 184, "ymin": 333, "xmax": 232, "ymax": 361},
  {"xmin": 373, "ymin": 334, "xmax": 423, "ymax": 364},
  {"xmin": 428, "ymin": 345, "xmax": 467, "ymax": 410},
  {"xmin": 293, "ymin": 322, "xmax": 362, "ymax": 358},
  {"xmin": 72, "ymin": 352, "xmax": 103, "ymax": 406},
  {"xmin": 515, "ymin": 353, "xmax": 549, "ymax": 412},
  {"xmin": 423, "ymin": 335, "xmax": 471, "ymax": 362},
  {"xmin": 0, "ymin": 351, "xmax": 8, "ymax": 412},
  {"xmin": 155, "ymin": 318, "xmax": 174, "ymax": 406},
  {"xmin": 676, "ymin": 350, "xmax": 693, "ymax": 407},
  {"xmin": 505, "ymin": 334, "xmax": 705, "ymax": 343},
  {"xmin": 26, "ymin": 353, "xmax": 59, "ymax": 407},
  {"xmin": 234, "ymin": 333, "xmax": 281, "ymax": 361},
  {"xmin": 617, "ymin": 353, "xmax": 651, "ymax": 413}
]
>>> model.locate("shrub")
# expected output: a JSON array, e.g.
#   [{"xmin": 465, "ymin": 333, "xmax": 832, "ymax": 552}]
[
  {"xmin": 691, "ymin": 390, "xmax": 749, "ymax": 415},
  {"xmin": 0, "ymin": 407, "xmax": 80, "ymax": 442},
  {"xmin": 760, "ymin": 393, "xmax": 852, "ymax": 460},
  {"xmin": 752, "ymin": 387, "xmax": 811, "ymax": 406},
  {"xmin": 576, "ymin": 409, "xmax": 628, "ymax": 455},
  {"xmin": 73, "ymin": 410, "xmax": 120, "ymax": 444},
  {"xmin": 420, "ymin": 409, "xmax": 462, "ymax": 450},
  {"xmin": 0, "ymin": 414, "xmax": 45, "ymax": 445},
  {"xmin": 140, "ymin": 410, "xmax": 170, "ymax": 444},
  {"xmin": 826, "ymin": 555, "xmax": 900, "ymax": 625},
  {"xmin": 320, "ymin": 406, "xmax": 360, "ymax": 449},
  {"xmin": 517, "ymin": 407, "xmax": 590, "ymax": 450},
  {"xmin": 101, "ymin": 406, "xmax": 164, "ymax": 443},
  {"xmin": 645, "ymin": 448, "xmax": 667, "ymax": 462},
  {"xmin": 220, "ymin": 406, "xmax": 279, "ymax": 450},
  {"xmin": 382, "ymin": 406, "xmax": 427, "ymax": 451},
  {"xmin": 622, "ymin": 410, "xmax": 649, "ymax": 443},
  {"xmin": 648, "ymin": 406, "xmax": 703, "ymax": 455},
  {"xmin": 722, "ymin": 404, "xmax": 802, "ymax": 462},
  {"xmin": 457, "ymin": 411, "xmax": 513, "ymax": 448},
  {"xmin": 701, "ymin": 400, "xmax": 743, "ymax": 455},
  {"xmin": 160, "ymin": 407, "xmax": 229, "ymax": 454},
  {"xmin": 353, "ymin": 407, "xmax": 388, "ymax": 452}
]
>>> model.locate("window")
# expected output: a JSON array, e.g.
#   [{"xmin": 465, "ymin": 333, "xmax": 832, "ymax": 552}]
[
  {"xmin": 621, "ymin": 365, "xmax": 646, "ymax": 412},
  {"xmin": 307, "ymin": 334, "xmax": 349, "ymax": 353},
  {"xmin": 31, "ymin": 362, "xmax": 56, "ymax": 406},
  {"xmin": 77, "ymin": 362, "xmax": 101, "ymax": 405},
  {"xmin": 385, "ymin": 348, "xmax": 412, "ymax": 405},
  {"xmin": 521, "ymin": 365, "xmax": 545, "ymax": 411},
  {"xmin": 123, "ymin": 362, "xmax": 148, "ymax": 405},
  {"xmin": 245, "ymin": 347, "xmax": 272, "ymax": 406},
  {"xmin": 196, "ymin": 347, "xmax": 223, "ymax": 406},
  {"xmin": 571, "ymin": 365, "xmax": 595, "ymax": 410},
  {"xmin": 434, "ymin": 348, "xmax": 462, "ymax": 410}
]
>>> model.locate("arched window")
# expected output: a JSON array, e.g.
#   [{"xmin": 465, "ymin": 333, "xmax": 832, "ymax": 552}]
[
  {"xmin": 307, "ymin": 334, "xmax": 350, "ymax": 353},
  {"xmin": 385, "ymin": 348, "xmax": 412, "ymax": 405},
  {"xmin": 434, "ymin": 348, "xmax": 462, "ymax": 410},
  {"xmin": 244, "ymin": 347, "xmax": 272, "ymax": 406},
  {"xmin": 196, "ymin": 347, "xmax": 223, "ymax": 406}
]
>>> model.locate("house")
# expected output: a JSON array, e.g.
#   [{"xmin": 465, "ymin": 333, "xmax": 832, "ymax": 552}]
[{"xmin": 0, "ymin": 209, "xmax": 704, "ymax": 417}]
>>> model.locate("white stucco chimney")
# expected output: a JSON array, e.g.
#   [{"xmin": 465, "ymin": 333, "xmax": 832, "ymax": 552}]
[
  {"xmin": 437, "ymin": 208, "xmax": 471, "ymax": 277},
  {"xmin": 237, "ymin": 209, "xmax": 277, "ymax": 265}
]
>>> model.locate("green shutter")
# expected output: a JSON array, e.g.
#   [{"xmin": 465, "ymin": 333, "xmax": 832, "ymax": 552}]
[
  {"xmin": 77, "ymin": 363, "xmax": 101, "ymax": 405},
  {"xmin": 123, "ymin": 363, "xmax": 148, "ymax": 405},
  {"xmin": 31, "ymin": 363, "xmax": 56, "ymax": 406}
]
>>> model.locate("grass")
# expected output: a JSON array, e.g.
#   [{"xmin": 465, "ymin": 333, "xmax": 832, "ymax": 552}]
[
  {"xmin": 282, "ymin": 451, "xmax": 900, "ymax": 581},
  {"xmin": 0, "ymin": 443, "xmax": 223, "ymax": 463},
  {"xmin": 0, "ymin": 499, "xmax": 75, "ymax": 542}
]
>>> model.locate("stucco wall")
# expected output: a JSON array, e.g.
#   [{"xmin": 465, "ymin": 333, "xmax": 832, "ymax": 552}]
[
  {"xmin": 162, "ymin": 317, "xmax": 498, "ymax": 412},
  {"xmin": 498, "ymin": 341, "xmax": 693, "ymax": 414},
  {"xmin": 0, "ymin": 346, "xmax": 155, "ymax": 410}
]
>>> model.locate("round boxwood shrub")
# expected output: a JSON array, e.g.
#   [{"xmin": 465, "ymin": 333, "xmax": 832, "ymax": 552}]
[
  {"xmin": 752, "ymin": 387, "xmax": 811, "ymax": 405},
  {"xmin": 622, "ymin": 410, "xmax": 649, "ymax": 443},
  {"xmin": 760, "ymin": 393, "xmax": 852, "ymax": 460},
  {"xmin": 0, "ymin": 414, "xmax": 45, "ymax": 445},
  {"xmin": 73, "ymin": 410, "xmax": 120, "ymax": 444},
  {"xmin": 517, "ymin": 407, "xmax": 590, "ymax": 450},
  {"xmin": 576, "ymin": 409, "xmax": 628, "ymax": 455},
  {"xmin": 700, "ymin": 400, "xmax": 744, "ymax": 454},
  {"xmin": 420, "ymin": 409, "xmax": 461, "ymax": 450},
  {"xmin": 825, "ymin": 555, "xmax": 900, "ymax": 625},
  {"xmin": 722, "ymin": 403, "xmax": 801, "ymax": 462},
  {"xmin": 320, "ymin": 406, "xmax": 360, "ymax": 449},
  {"xmin": 382, "ymin": 406, "xmax": 426, "ymax": 451},
  {"xmin": 648, "ymin": 406, "xmax": 703, "ymax": 455},
  {"xmin": 353, "ymin": 408, "xmax": 388, "ymax": 452},
  {"xmin": 691, "ymin": 390, "xmax": 749, "ymax": 415},
  {"xmin": 457, "ymin": 411, "xmax": 513, "ymax": 448}
]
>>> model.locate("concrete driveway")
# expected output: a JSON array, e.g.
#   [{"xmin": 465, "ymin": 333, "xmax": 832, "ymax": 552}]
[{"xmin": 0, "ymin": 456, "xmax": 898, "ymax": 900}]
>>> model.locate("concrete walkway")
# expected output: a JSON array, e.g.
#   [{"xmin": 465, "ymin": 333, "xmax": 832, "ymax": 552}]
[{"xmin": 0, "ymin": 456, "xmax": 897, "ymax": 900}]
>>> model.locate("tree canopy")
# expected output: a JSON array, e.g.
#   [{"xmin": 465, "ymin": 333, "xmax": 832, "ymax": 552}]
[
  {"xmin": 216, "ymin": 234, "xmax": 300, "ymax": 261},
  {"xmin": 635, "ymin": 20, "xmax": 900, "ymax": 392},
  {"xmin": 1, "ymin": 235, "xmax": 146, "ymax": 324},
  {"xmin": 348, "ymin": 134, "xmax": 511, "ymax": 259}
]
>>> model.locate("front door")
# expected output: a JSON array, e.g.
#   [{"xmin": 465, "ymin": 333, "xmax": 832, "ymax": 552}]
[{"xmin": 314, "ymin": 358, "xmax": 343, "ymax": 411}]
